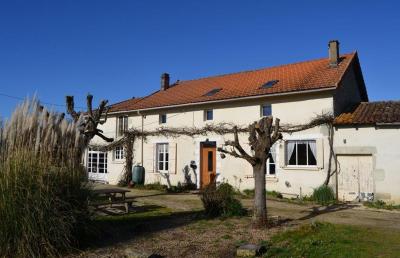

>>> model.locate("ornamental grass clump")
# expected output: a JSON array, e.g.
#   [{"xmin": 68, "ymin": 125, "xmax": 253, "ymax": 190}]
[
  {"xmin": 312, "ymin": 185, "xmax": 335, "ymax": 205},
  {"xmin": 0, "ymin": 98, "xmax": 91, "ymax": 257}
]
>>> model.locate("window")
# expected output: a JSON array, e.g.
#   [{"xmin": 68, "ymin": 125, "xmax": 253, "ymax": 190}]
[
  {"xmin": 261, "ymin": 104, "xmax": 272, "ymax": 117},
  {"xmin": 117, "ymin": 116, "xmax": 128, "ymax": 136},
  {"xmin": 204, "ymin": 110, "xmax": 213, "ymax": 121},
  {"xmin": 88, "ymin": 149, "xmax": 108, "ymax": 173},
  {"xmin": 156, "ymin": 143, "xmax": 169, "ymax": 172},
  {"xmin": 207, "ymin": 151, "xmax": 214, "ymax": 171},
  {"xmin": 260, "ymin": 80, "xmax": 279, "ymax": 89},
  {"xmin": 159, "ymin": 114, "xmax": 167, "ymax": 124},
  {"xmin": 266, "ymin": 144, "xmax": 276, "ymax": 176},
  {"xmin": 115, "ymin": 146, "xmax": 124, "ymax": 160},
  {"xmin": 286, "ymin": 140, "xmax": 317, "ymax": 166},
  {"xmin": 204, "ymin": 88, "xmax": 222, "ymax": 96}
]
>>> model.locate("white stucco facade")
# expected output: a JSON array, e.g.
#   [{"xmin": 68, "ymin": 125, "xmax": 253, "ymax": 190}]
[
  {"xmin": 334, "ymin": 126, "xmax": 400, "ymax": 204},
  {"xmin": 84, "ymin": 57, "xmax": 400, "ymax": 204},
  {"xmin": 87, "ymin": 91, "xmax": 336, "ymax": 198}
]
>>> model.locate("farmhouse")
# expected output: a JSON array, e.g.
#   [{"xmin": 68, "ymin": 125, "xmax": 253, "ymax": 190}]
[{"xmin": 86, "ymin": 41, "xmax": 400, "ymax": 204}]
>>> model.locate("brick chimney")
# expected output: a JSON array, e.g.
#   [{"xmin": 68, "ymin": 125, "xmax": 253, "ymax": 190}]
[
  {"xmin": 161, "ymin": 73, "xmax": 170, "ymax": 91},
  {"xmin": 328, "ymin": 40, "xmax": 340, "ymax": 67}
]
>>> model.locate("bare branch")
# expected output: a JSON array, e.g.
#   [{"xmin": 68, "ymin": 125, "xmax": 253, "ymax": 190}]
[
  {"xmin": 66, "ymin": 96, "xmax": 80, "ymax": 122},
  {"xmin": 87, "ymin": 94, "xmax": 93, "ymax": 118}
]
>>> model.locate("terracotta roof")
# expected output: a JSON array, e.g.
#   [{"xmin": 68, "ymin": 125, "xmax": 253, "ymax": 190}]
[
  {"xmin": 334, "ymin": 101, "xmax": 400, "ymax": 125},
  {"xmin": 109, "ymin": 53, "xmax": 358, "ymax": 113},
  {"xmin": 109, "ymin": 97, "xmax": 143, "ymax": 112}
]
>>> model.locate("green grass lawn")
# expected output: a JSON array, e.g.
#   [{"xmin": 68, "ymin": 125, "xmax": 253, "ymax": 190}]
[{"xmin": 266, "ymin": 222, "xmax": 400, "ymax": 258}]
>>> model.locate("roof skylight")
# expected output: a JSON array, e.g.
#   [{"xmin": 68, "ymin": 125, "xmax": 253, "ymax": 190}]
[
  {"xmin": 260, "ymin": 80, "xmax": 279, "ymax": 89},
  {"xmin": 204, "ymin": 88, "xmax": 222, "ymax": 96}
]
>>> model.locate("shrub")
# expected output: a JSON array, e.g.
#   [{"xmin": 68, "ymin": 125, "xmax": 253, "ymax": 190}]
[
  {"xmin": 201, "ymin": 183, "xmax": 245, "ymax": 217},
  {"xmin": 268, "ymin": 190, "xmax": 283, "ymax": 199},
  {"xmin": 311, "ymin": 185, "xmax": 335, "ymax": 205},
  {"xmin": 0, "ymin": 98, "xmax": 91, "ymax": 257},
  {"xmin": 167, "ymin": 182, "xmax": 197, "ymax": 193},
  {"xmin": 242, "ymin": 188, "xmax": 255, "ymax": 198},
  {"xmin": 133, "ymin": 182, "xmax": 168, "ymax": 191}
]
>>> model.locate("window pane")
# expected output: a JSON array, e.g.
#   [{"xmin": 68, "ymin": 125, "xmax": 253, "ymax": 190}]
[
  {"xmin": 157, "ymin": 143, "xmax": 169, "ymax": 171},
  {"xmin": 268, "ymin": 153, "xmax": 275, "ymax": 164},
  {"xmin": 308, "ymin": 144, "xmax": 317, "ymax": 165},
  {"xmin": 297, "ymin": 143, "xmax": 307, "ymax": 165},
  {"xmin": 208, "ymin": 151, "xmax": 213, "ymax": 171},
  {"xmin": 269, "ymin": 164, "xmax": 276, "ymax": 175},
  {"xmin": 262, "ymin": 105, "xmax": 272, "ymax": 116},
  {"xmin": 124, "ymin": 116, "xmax": 128, "ymax": 131},
  {"xmin": 160, "ymin": 114, "xmax": 167, "ymax": 124},
  {"xmin": 206, "ymin": 110, "xmax": 213, "ymax": 120},
  {"xmin": 118, "ymin": 117, "xmax": 123, "ymax": 135},
  {"xmin": 288, "ymin": 145, "xmax": 297, "ymax": 165}
]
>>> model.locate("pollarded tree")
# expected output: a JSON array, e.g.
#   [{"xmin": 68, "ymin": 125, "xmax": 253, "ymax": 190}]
[
  {"xmin": 66, "ymin": 94, "xmax": 114, "ymax": 144},
  {"xmin": 218, "ymin": 116, "xmax": 281, "ymax": 227}
]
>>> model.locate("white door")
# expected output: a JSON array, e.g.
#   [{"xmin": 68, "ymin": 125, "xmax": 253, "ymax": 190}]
[
  {"xmin": 337, "ymin": 155, "xmax": 374, "ymax": 202},
  {"xmin": 87, "ymin": 150, "xmax": 108, "ymax": 182}
]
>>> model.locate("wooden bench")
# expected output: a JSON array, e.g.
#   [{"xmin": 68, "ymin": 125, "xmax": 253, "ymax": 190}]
[{"xmin": 90, "ymin": 198, "xmax": 135, "ymax": 213}]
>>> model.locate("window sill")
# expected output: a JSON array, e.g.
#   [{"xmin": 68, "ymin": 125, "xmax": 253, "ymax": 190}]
[
  {"xmin": 113, "ymin": 160, "xmax": 125, "ymax": 164},
  {"xmin": 283, "ymin": 166, "xmax": 319, "ymax": 171},
  {"xmin": 266, "ymin": 176, "xmax": 278, "ymax": 182}
]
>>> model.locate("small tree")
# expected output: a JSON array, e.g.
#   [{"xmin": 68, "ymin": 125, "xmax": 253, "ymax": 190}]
[{"xmin": 218, "ymin": 116, "xmax": 281, "ymax": 227}]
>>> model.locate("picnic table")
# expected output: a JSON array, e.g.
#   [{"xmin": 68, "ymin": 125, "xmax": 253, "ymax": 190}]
[
  {"xmin": 91, "ymin": 187, "xmax": 133, "ymax": 213},
  {"xmin": 92, "ymin": 187, "xmax": 130, "ymax": 201}
]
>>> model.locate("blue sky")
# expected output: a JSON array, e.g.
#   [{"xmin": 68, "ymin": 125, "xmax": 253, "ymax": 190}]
[{"xmin": 1, "ymin": 0, "xmax": 400, "ymax": 118}]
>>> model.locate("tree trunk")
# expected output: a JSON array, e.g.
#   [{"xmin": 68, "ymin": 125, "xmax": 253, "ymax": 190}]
[{"xmin": 253, "ymin": 161, "xmax": 267, "ymax": 227}]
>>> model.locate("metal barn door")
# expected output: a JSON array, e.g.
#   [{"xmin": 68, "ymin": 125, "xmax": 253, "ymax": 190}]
[{"xmin": 337, "ymin": 155, "xmax": 374, "ymax": 202}]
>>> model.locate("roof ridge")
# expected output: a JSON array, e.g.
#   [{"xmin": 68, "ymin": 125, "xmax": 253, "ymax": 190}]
[{"xmin": 178, "ymin": 52, "xmax": 356, "ymax": 84}]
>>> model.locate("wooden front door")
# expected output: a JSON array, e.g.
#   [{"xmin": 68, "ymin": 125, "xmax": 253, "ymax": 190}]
[
  {"xmin": 337, "ymin": 155, "xmax": 374, "ymax": 202},
  {"xmin": 200, "ymin": 142, "xmax": 217, "ymax": 189}
]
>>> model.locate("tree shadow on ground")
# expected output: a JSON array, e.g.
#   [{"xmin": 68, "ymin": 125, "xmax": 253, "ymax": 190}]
[
  {"xmin": 298, "ymin": 203, "xmax": 358, "ymax": 221},
  {"xmin": 81, "ymin": 203, "xmax": 205, "ymax": 250}
]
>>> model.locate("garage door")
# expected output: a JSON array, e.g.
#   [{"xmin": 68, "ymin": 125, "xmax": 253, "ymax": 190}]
[{"xmin": 337, "ymin": 155, "xmax": 374, "ymax": 202}]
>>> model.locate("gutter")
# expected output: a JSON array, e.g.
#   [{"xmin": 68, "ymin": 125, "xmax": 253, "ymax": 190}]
[
  {"xmin": 109, "ymin": 87, "xmax": 336, "ymax": 115},
  {"xmin": 334, "ymin": 122, "xmax": 400, "ymax": 127},
  {"xmin": 376, "ymin": 122, "xmax": 400, "ymax": 126}
]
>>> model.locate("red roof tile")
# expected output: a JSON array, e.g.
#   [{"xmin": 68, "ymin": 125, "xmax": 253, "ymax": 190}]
[
  {"xmin": 109, "ymin": 97, "xmax": 143, "ymax": 112},
  {"xmin": 334, "ymin": 101, "xmax": 400, "ymax": 125},
  {"xmin": 109, "ymin": 53, "xmax": 358, "ymax": 112}
]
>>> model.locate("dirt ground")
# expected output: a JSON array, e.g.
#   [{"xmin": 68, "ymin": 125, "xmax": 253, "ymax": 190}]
[
  {"xmin": 76, "ymin": 186, "xmax": 400, "ymax": 258},
  {"xmin": 128, "ymin": 188, "xmax": 400, "ymax": 231}
]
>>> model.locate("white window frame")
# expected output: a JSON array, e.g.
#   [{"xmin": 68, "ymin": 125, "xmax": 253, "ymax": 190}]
[
  {"xmin": 159, "ymin": 114, "xmax": 167, "ymax": 124},
  {"xmin": 204, "ymin": 109, "xmax": 213, "ymax": 121},
  {"xmin": 87, "ymin": 149, "xmax": 108, "ymax": 174},
  {"xmin": 266, "ymin": 145, "xmax": 276, "ymax": 176},
  {"xmin": 260, "ymin": 104, "xmax": 272, "ymax": 117},
  {"xmin": 117, "ymin": 116, "xmax": 128, "ymax": 137},
  {"xmin": 115, "ymin": 146, "xmax": 124, "ymax": 160},
  {"xmin": 156, "ymin": 143, "xmax": 169, "ymax": 173},
  {"xmin": 286, "ymin": 140, "xmax": 317, "ymax": 167}
]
